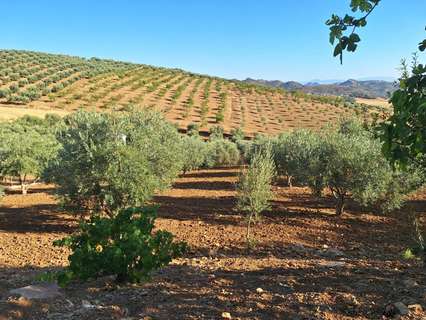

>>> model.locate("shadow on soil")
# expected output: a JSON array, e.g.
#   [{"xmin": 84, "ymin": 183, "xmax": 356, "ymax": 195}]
[
  {"xmin": 0, "ymin": 204, "xmax": 75, "ymax": 234},
  {"xmin": 0, "ymin": 260, "xmax": 424, "ymax": 320},
  {"xmin": 172, "ymin": 180, "xmax": 236, "ymax": 191}
]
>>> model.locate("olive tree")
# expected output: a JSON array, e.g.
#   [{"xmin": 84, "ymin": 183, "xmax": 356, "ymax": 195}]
[
  {"xmin": 47, "ymin": 110, "xmax": 184, "ymax": 216},
  {"xmin": 274, "ymin": 130, "xmax": 322, "ymax": 188},
  {"xmin": 237, "ymin": 145, "xmax": 276, "ymax": 246},
  {"xmin": 0, "ymin": 118, "xmax": 59, "ymax": 194},
  {"xmin": 307, "ymin": 120, "xmax": 423, "ymax": 216},
  {"xmin": 181, "ymin": 135, "xmax": 207, "ymax": 173},
  {"xmin": 203, "ymin": 139, "xmax": 240, "ymax": 168},
  {"xmin": 208, "ymin": 125, "xmax": 224, "ymax": 141},
  {"xmin": 327, "ymin": 1, "xmax": 426, "ymax": 258},
  {"xmin": 327, "ymin": 0, "xmax": 426, "ymax": 172}
]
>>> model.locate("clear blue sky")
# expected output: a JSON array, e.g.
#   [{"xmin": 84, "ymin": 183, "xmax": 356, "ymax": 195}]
[{"xmin": 2, "ymin": 0, "xmax": 425, "ymax": 82}]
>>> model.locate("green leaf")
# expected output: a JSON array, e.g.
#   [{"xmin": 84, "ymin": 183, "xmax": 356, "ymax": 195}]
[
  {"xmin": 419, "ymin": 39, "xmax": 426, "ymax": 52},
  {"xmin": 347, "ymin": 42, "xmax": 357, "ymax": 52},
  {"xmin": 349, "ymin": 33, "xmax": 361, "ymax": 43}
]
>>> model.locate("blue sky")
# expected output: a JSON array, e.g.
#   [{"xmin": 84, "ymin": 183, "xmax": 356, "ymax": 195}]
[{"xmin": 2, "ymin": 1, "xmax": 425, "ymax": 82}]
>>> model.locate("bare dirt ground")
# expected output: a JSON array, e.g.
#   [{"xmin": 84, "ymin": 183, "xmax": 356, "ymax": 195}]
[
  {"xmin": 0, "ymin": 168, "xmax": 425, "ymax": 319},
  {"xmin": 0, "ymin": 106, "xmax": 69, "ymax": 121},
  {"xmin": 355, "ymin": 98, "xmax": 391, "ymax": 109}
]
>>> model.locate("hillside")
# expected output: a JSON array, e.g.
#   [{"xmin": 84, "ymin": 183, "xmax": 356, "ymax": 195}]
[
  {"xmin": 0, "ymin": 50, "xmax": 385, "ymax": 136},
  {"xmin": 244, "ymin": 77, "xmax": 397, "ymax": 99}
]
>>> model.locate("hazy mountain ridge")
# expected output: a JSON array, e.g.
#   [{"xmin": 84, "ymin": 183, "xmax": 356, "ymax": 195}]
[{"xmin": 243, "ymin": 77, "xmax": 398, "ymax": 99}]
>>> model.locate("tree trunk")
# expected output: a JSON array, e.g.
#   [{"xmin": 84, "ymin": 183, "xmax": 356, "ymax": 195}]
[
  {"xmin": 287, "ymin": 175, "xmax": 293, "ymax": 188},
  {"xmin": 19, "ymin": 175, "xmax": 28, "ymax": 195},
  {"xmin": 246, "ymin": 212, "xmax": 254, "ymax": 248},
  {"xmin": 335, "ymin": 194, "xmax": 345, "ymax": 216},
  {"xmin": 21, "ymin": 184, "xmax": 28, "ymax": 195}
]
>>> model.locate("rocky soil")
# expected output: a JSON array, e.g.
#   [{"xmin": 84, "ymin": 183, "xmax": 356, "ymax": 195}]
[{"xmin": 0, "ymin": 168, "xmax": 425, "ymax": 319}]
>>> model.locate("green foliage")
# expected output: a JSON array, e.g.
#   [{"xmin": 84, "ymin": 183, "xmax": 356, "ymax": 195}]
[
  {"xmin": 0, "ymin": 49, "xmax": 138, "ymax": 103},
  {"xmin": 327, "ymin": 1, "xmax": 425, "ymax": 65},
  {"xmin": 274, "ymin": 129, "xmax": 321, "ymax": 188},
  {"xmin": 209, "ymin": 125, "xmax": 224, "ymax": 140},
  {"xmin": 272, "ymin": 119, "xmax": 423, "ymax": 215},
  {"xmin": 0, "ymin": 118, "xmax": 60, "ymax": 194},
  {"xmin": 314, "ymin": 121, "xmax": 422, "ymax": 215},
  {"xmin": 326, "ymin": 0, "xmax": 380, "ymax": 63},
  {"xmin": 52, "ymin": 206, "xmax": 187, "ymax": 286},
  {"xmin": 230, "ymin": 127, "xmax": 245, "ymax": 142},
  {"xmin": 47, "ymin": 110, "xmax": 184, "ymax": 216},
  {"xmin": 0, "ymin": 88, "xmax": 10, "ymax": 98},
  {"xmin": 186, "ymin": 123, "xmax": 200, "ymax": 136},
  {"xmin": 381, "ymin": 55, "xmax": 426, "ymax": 171},
  {"xmin": 318, "ymin": 124, "xmax": 387, "ymax": 214},
  {"xmin": 237, "ymin": 145, "xmax": 276, "ymax": 245},
  {"xmin": 181, "ymin": 135, "xmax": 207, "ymax": 173},
  {"xmin": 402, "ymin": 248, "xmax": 417, "ymax": 260},
  {"xmin": 242, "ymin": 135, "xmax": 273, "ymax": 165},
  {"xmin": 215, "ymin": 112, "xmax": 224, "ymax": 123},
  {"xmin": 204, "ymin": 139, "xmax": 240, "ymax": 168}
]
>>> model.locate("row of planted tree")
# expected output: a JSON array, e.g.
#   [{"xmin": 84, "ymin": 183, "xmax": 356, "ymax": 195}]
[{"xmin": 0, "ymin": 109, "xmax": 424, "ymax": 286}]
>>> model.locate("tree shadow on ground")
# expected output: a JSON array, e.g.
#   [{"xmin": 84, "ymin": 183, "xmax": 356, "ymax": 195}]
[
  {"xmin": 0, "ymin": 204, "xmax": 76, "ymax": 234},
  {"xmin": 182, "ymin": 169, "xmax": 239, "ymax": 179},
  {"xmin": 172, "ymin": 180, "xmax": 236, "ymax": 191},
  {"xmin": 155, "ymin": 195, "xmax": 238, "ymax": 224},
  {"xmin": 1, "ymin": 259, "xmax": 424, "ymax": 320}
]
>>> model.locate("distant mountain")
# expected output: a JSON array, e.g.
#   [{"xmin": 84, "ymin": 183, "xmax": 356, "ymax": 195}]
[
  {"xmin": 244, "ymin": 78, "xmax": 304, "ymax": 90},
  {"xmin": 303, "ymin": 76, "xmax": 396, "ymax": 85},
  {"xmin": 243, "ymin": 77, "xmax": 397, "ymax": 99}
]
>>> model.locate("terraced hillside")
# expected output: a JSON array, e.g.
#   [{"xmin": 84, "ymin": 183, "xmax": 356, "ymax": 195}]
[{"xmin": 0, "ymin": 50, "xmax": 386, "ymax": 136}]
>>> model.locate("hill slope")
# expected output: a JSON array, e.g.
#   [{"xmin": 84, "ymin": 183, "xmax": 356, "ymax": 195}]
[
  {"xmin": 0, "ymin": 50, "xmax": 385, "ymax": 136},
  {"xmin": 244, "ymin": 78, "xmax": 397, "ymax": 99}
]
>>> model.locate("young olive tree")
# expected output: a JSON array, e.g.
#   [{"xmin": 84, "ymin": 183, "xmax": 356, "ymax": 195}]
[
  {"xmin": 47, "ymin": 110, "xmax": 184, "ymax": 216},
  {"xmin": 237, "ymin": 145, "xmax": 276, "ymax": 246},
  {"xmin": 0, "ymin": 118, "xmax": 60, "ymax": 194}
]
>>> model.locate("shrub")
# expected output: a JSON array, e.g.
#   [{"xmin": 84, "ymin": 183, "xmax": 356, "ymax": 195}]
[
  {"xmin": 209, "ymin": 125, "xmax": 224, "ymax": 140},
  {"xmin": 230, "ymin": 127, "xmax": 245, "ymax": 142},
  {"xmin": 47, "ymin": 110, "xmax": 184, "ymax": 216},
  {"xmin": 52, "ymin": 206, "xmax": 187, "ymax": 286},
  {"xmin": 372, "ymin": 164, "xmax": 424, "ymax": 213},
  {"xmin": 215, "ymin": 112, "xmax": 224, "ymax": 123},
  {"xmin": 51, "ymin": 83, "xmax": 64, "ymax": 93},
  {"xmin": 204, "ymin": 139, "xmax": 240, "ymax": 168},
  {"xmin": 242, "ymin": 135, "xmax": 277, "ymax": 166},
  {"xmin": 0, "ymin": 88, "xmax": 10, "ymax": 98},
  {"xmin": 181, "ymin": 136, "xmax": 207, "ymax": 173},
  {"xmin": 9, "ymin": 84, "xmax": 18, "ymax": 93},
  {"xmin": 187, "ymin": 123, "xmax": 199, "ymax": 136},
  {"xmin": 18, "ymin": 79, "xmax": 29, "ymax": 87},
  {"xmin": 236, "ymin": 139, "xmax": 253, "ymax": 163},
  {"xmin": 237, "ymin": 145, "xmax": 276, "ymax": 246}
]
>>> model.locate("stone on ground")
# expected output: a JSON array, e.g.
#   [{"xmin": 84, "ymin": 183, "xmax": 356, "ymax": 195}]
[{"xmin": 10, "ymin": 283, "xmax": 62, "ymax": 300}]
